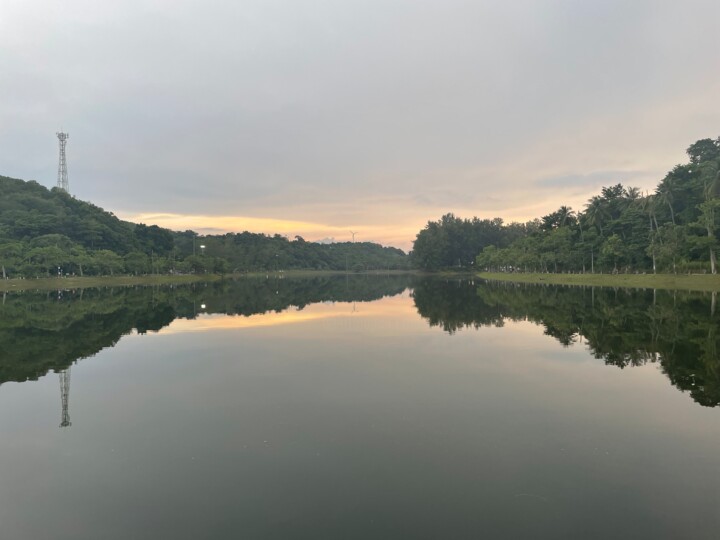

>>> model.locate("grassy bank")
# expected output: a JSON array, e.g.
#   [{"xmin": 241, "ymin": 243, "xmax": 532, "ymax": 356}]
[
  {"xmin": 0, "ymin": 269, "xmax": 417, "ymax": 292},
  {"xmin": 479, "ymin": 272, "xmax": 720, "ymax": 292},
  {"xmin": 0, "ymin": 273, "xmax": 225, "ymax": 292}
]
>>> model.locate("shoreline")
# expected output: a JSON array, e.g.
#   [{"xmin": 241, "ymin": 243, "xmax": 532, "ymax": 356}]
[
  {"xmin": 0, "ymin": 273, "xmax": 222, "ymax": 292},
  {"xmin": 0, "ymin": 269, "xmax": 416, "ymax": 293},
  {"xmin": 5, "ymin": 270, "xmax": 719, "ymax": 293},
  {"xmin": 478, "ymin": 271, "xmax": 720, "ymax": 292}
]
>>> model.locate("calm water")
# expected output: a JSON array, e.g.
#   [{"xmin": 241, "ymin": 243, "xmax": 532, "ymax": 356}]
[{"xmin": 1, "ymin": 276, "xmax": 718, "ymax": 539}]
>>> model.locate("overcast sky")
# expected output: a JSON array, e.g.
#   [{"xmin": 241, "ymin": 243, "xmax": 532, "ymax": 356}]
[{"xmin": 1, "ymin": 0, "xmax": 719, "ymax": 250}]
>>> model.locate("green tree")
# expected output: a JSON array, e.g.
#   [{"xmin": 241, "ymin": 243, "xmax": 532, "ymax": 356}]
[
  {"xmin": 185, "ymin": 255, "xmax": 209, "ymax": 274},
  {"xmin": 652, "ymin": 224, "xmax": 687, "ymax": 273},
  {"xmin": 0, "ymin": 242, "xmax": 24, "ymax": 279},
  {"xmin": 600, "ymin": 234, "xmax": 627, "ymax": 272},
  {"xmin": 93, "ymin": 250, "xmax": 124, "ymax": 276},
  {"xmin": 124, "ymin": 252, "xmax": 150, "ymax": 275}
]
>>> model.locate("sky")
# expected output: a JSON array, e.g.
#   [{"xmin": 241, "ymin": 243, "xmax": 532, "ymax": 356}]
[{"xmin": 1, "ymin": 0, "xmax": 719, "ymax": 251}]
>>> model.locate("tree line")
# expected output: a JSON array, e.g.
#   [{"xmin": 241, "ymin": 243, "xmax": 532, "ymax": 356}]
[
  {"xmin": 412, "ymin": 136, "xmax": 720, "ymax": 274},
  {"xmin": 0, "ymin": 175, "xmax": 409, "ymax": 278}
]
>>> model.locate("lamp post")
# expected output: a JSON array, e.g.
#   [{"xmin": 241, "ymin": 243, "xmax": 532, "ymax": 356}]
[{"xmin": 200, "ymin": 245, "xmax": 207, "ymax": 274}]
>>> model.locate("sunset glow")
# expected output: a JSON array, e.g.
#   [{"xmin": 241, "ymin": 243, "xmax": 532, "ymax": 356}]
[
  {"xmin": 157, "ymin": 295, "xmax": 415, "ymax": 335},
  {"xmin": 117, "ymin": 211, "xmax": 424, "ymax": 250}
]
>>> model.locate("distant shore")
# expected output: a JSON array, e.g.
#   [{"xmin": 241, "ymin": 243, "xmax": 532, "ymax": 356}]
[
  {"xmin": 0, "ymin": 273, "xmax": 222, "ymax": 292},
  {"xmin": 478, "ymin": 272, "xmax": 720, "ymax": 292},
  {"xmin": 0, "ymin": 269, "xmax": 415, "ymax": 293}
]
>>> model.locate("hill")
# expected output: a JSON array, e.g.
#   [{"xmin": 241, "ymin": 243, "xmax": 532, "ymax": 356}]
[{"xmin": 0, "ymin": 175, "xmax": 409, "ymax": 278}]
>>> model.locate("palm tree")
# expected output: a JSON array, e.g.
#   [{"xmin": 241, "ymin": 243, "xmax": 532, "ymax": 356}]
[
  {"xmin": 584, "ymin": 196, "xmax": 608, "ymax": 236},
  {"xmin": 635, "ymin": 193, "xmax": 660, "ymax": 273},
  {"xmin": 656, "ymin": 171, "xmax": 682, "ymax": 225},
  {"xmin": 701, "ymin": 160, "xmax": 720, "ymax": 199},
  {"xmin": 624, "ymin": 186, "xmax": 641, "ymax": 201},
  {"xmin": 557, "ymin": 206, "xmax": 575, "ymax": 227},
  {"xmin": 699, "ymin": 161, "xmax": 720, "ymax": 274},
  {"xmin": 662, "ymin": 190, "xmax": 676, "ymax": 225}
]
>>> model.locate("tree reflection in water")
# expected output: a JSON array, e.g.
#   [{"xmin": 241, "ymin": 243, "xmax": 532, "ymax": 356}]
[
  {"xmin": 413, "ymin": 279, "xmax": 720, "ymax": 407},
  {"xmin": 0, "ymin": 275, "xmax": 412, "ymax": 387},
  {"xmin": 2, "ymin": 275, "xmax": 718, "ymax": 409}
]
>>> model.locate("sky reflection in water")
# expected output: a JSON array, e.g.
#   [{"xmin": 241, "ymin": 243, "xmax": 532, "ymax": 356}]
[{"xmin": 0, "ymin": 277, "xmax": 718, "ymax": 540}]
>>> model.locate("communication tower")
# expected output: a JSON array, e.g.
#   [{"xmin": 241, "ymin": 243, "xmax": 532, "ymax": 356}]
[
  {"xmin": 56, "ymin": 131, "xmax": 70, "ymax": 193},
  {"xmin": 59, "ymin": 368, "xmax": 71, "ymax": 428}
]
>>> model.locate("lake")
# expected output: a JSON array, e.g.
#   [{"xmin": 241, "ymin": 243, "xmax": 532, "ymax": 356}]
[{"xmin": 1, "ymin": 275, "xmax": 718, "ymax": 539}]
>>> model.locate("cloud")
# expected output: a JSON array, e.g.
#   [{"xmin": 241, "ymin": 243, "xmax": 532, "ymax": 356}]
[
  {"xmin": 118, "ymin": 211, "xmax": 419, "ymax": 251},
  {"xmin": 1, "ymin": 0, "xmax": 719, "ymax": 248},
  {"xmin": 535, "ymin": 169, "xmax": 655, "ymax": 189}
]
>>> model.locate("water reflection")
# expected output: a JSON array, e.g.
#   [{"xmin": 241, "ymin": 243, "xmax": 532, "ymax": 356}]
[
  {"xmin": 161, "ymin": 296, "xmax": 413, "ymax": 334},
  {"xmin": 0, "ymin": 275, "xmax": 413, "ymax": 388},
  {"xmin": 413, "ymin": 279, "xmax": 720, "ymax": 407},
  {"xmin": 59, "ymin": 368, "xmax": 71, "ymax": 427},
  {"xmin": 2, "ymin": 275, "xmax": 719, "ymax": 410}
]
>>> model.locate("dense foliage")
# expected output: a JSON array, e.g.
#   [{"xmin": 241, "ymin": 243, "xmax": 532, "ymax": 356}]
[
  {"xmin": 411, "ymin": 214, "xmax": 528, "ymax": 270},
  {"xmin": 0, "ymin": 175, "xmax": 409, "ymax": 278},
  {"xmin": 179, "ymin": 233, "xmax": 408, "ymax": 273},
  {"xmin": 413, "ymin": 137, "xmax": 720, "ymax": 274}
]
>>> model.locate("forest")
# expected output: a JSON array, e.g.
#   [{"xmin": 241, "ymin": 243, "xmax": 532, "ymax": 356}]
[
  {"xmin": 0, "ymin": 175, "xmax": 409, "ymax": 278},
  {"xmin": 412, "ymin": 136, "xmax": 720, "ymax": 274},
  {"xmin": 5, "ymin": 134, "xmax": 718, "ymax": 278}
]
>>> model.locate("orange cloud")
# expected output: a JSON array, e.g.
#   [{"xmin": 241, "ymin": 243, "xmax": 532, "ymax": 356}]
[{"xmin": 117, "ymin": 211, "xmax": 420, "ymax": 250}]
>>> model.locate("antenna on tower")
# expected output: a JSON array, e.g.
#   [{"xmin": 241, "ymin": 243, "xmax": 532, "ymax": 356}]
[
  {"xmin": 56, "ymin": 131, "xmax": 70, "ymax": 193},
  {"xmin": 59, "ymin": 368, "xmax": 71, "ymax": 428}
]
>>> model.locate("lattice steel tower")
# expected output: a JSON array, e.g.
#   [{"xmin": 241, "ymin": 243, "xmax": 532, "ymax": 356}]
[
  {"xmin": 56, "ymin": 131, "xmax": 70, "ymax": 193},
  {"xmin": 59, "ymin": 369, "xmax": 72, "ymax": 428}
]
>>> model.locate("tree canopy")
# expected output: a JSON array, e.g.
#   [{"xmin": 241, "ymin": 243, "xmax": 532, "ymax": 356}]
[
  {"xmin": 0, "ymin": 175, "xmax": 409, "ymax": 278},
  {"xmin": 412, "ymin": 136, "xmax": 720, "ymax": 274}
]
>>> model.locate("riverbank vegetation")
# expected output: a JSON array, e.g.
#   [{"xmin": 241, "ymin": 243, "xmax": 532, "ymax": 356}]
[
  {"xmin": 0, "ymin": 269, "xmax": 414, "ymax": 292},
  {"xmin": 0, "ymin": 273, "xmax": 222, "ymax": 292},
  {"xmin": 412, "ymin": 136, "xmax": 720, "ymax": 275},
  {"xmin": 478, "ymin": 271, "xmax": 720, "ymax": 292},
  {"xmin": 0, "ymin": 175, "xmax": 409, "ymax": 280}
]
